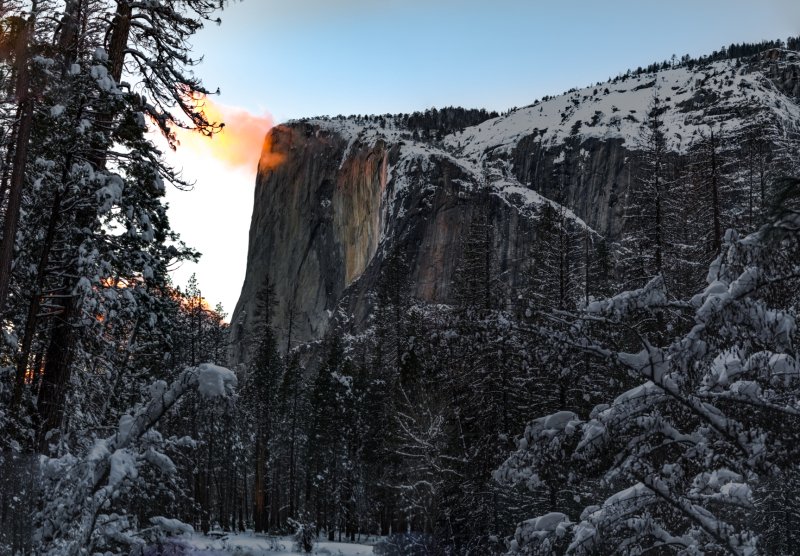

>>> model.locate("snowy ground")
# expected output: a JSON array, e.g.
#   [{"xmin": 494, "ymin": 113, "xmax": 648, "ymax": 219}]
[{"xmin": 180, "ymin": 532, "xmax": 378, "ymax": 555}]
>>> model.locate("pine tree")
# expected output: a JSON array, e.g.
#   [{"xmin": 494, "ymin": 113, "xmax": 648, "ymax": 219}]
[
  {"xmin": 242, "ymin": 278, "xmax": 283, "ymax": 532},
  {"xmin": 307, "ymin": 334, "xmax": 351, "ymax": 539},
  {"xmin": 274, "ymin": 351, "xmax": 309, "ymax": 525},
  {"xmin": 454, "ymin": 200, "xmax": 494, "ymax": 314},
  {"xmin": 690, "ymin": 127, "xmax": 726, "ymax": 256},
  {"xmin": 525, "ymin": 202, "xmax": 582, "ymax": 312},
  {"xmin": 621, "ymin": 88, "xmax": 670, "ymax": 285}
]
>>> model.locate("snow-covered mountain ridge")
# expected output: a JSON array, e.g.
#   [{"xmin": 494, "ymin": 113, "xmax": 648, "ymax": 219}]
[
  {"xmin": 449, "ymin": 51, "xmax": 800, "ymax": 156},
  {"xmin": 230, "ymin": 47, "xmax": 800, "ymax": 363}
]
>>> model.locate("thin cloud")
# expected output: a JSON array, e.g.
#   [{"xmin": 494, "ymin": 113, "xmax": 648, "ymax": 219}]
[{"xmin": 175, "ymin": 97, "xmax": 277, "ymax": 173}]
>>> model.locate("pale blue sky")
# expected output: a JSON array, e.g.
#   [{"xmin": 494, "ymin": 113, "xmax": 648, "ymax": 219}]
[
  {"xmin": 170, "ymin": 0, "xmax": 799, "ymax": 315},
  {"xmin": 195, "ymin": 0, "xmax": 800, "ymax": 121}
]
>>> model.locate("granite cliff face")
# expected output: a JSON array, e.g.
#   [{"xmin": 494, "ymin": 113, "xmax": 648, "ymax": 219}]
[
  {"xmin": 229, "ymin": 124, "xmax": 389, "ymax": 361},
  {"xmin": 230, "ymin": 49, "xmax": 800, "ymax": 364}
]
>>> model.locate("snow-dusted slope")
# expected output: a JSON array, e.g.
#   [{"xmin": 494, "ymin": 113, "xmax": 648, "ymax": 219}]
[{"xmin": 448, "ymin": 54, "xmax": 800, "ymax": 158}]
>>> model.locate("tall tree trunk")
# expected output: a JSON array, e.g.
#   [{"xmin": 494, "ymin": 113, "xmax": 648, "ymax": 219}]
[
  {"xmin": 288, "ymin": 388, "xmax": 298, "ymax": 520},
  {"xmin": 0, "ymin": 11, "xmax": 35, "ymax": 315},
  {"xmin": 239, "ymin": 467, "xmax": 247, "ymax": 531},
  {"xmin": 253, "ymin": 431, "xmax": 267, "ymax": 532},
  {"xmin": 201, "ymin": 419, "xmax": 213, "ymax": 534},
  {"xmin": 107, "ymin": 2, "xmax": 132, "ymax": 83},
  {"xmin": 12, "ymin": 188, "xmax": 63, "ymax": 409},
  {"xmin": 0, "ymin": 115, "xmax": 19, "ymax": 211},
  {"xmin": 654, "ymin": 163, "xmax": 662, "ymax": 276},
  {"xmin": 55, "ymin": 0, "xmax": 82, "ymax": 60},
  {"xmin": 710, "ymin": 129, "xmax": 722, "ymax": 254},
  {"xmin": 37, "ymin": 294, "xmax": 77, "ymax": 450}
]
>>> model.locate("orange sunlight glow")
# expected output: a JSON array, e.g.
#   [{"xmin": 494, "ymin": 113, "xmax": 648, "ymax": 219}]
[
  {"xmin": 258, "ymin": 126, "xmax": 286, "ymax": 174},
  {"xmin": 176, "ymin": 95, "xmax": 284, "ymax": 173},
  {"xmin": 99, "ymin": 277, "xmax": 215, "ymax": 314}
]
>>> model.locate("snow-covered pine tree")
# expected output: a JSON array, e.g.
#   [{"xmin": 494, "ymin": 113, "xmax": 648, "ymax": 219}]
[
  {"xmin": 306, "ymin": 333, "xmax": 358, "ymax": 540},
  {"xmin": 0, "ymin": 0, "xmax": 224, "ymax": 452},
  {"xmin": 158, "ymin": 281, "xmax": 235, "ymax": 534},
  {"xmin": 440, "ymin": 309, "xmax": 543, "ymax": 554}
]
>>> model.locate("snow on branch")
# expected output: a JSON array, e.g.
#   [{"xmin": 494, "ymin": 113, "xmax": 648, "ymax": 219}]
[
  {"xmin": 498, "ymin": 222, "xmax": 800, "ymax": 554},
  {"xmin": 585, "ymin": 275, "xmax": 668, "ymax": 319},
  {"xmin": 35, "ymin": 364, "xmax": 237, "ymax": 555}
]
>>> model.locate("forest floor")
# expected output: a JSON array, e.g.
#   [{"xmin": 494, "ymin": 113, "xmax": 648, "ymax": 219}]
[{"xmin": 181, "ymin": 532, "xmax": 378, "ymax": 555}]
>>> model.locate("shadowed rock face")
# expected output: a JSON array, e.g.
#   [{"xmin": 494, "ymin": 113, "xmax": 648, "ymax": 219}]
[
  {"xmin": 511, "ymin": 137, "xmax": 633, "ymax": 239},
  {"xmin": 339, "ymin": 155, "xmax": 539, "ymax": 331}
]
